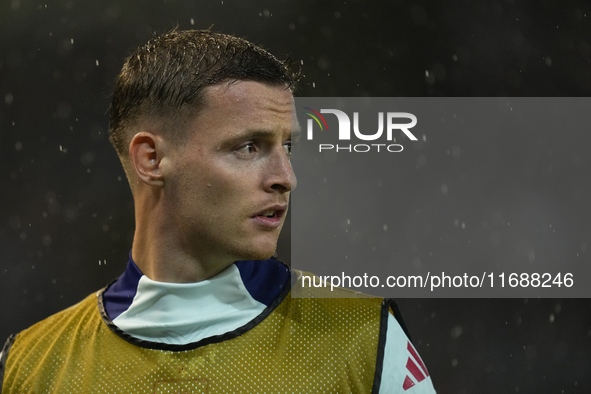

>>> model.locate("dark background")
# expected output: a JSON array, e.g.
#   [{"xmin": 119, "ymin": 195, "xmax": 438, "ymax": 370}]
[
  {"xmin": 291, "ymin": 97, "xmax": 591, "ymax": 298},
  {"xmin": 1, "ymin": 0, "xmax": 590, "ymax": 393}
]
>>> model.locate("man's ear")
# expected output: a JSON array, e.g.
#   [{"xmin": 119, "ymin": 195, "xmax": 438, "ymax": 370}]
[{"xmin": 128, "ymin": 132, "xmax": 167, "ymax": 187}]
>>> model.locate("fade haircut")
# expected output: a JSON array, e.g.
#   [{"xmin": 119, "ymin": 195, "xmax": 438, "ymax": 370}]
[{"xmin": 108, "ymin": 29, "xmax": 298, "ymax": 189}]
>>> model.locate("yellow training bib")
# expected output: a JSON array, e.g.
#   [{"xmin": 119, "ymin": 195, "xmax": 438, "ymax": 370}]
[{"xmin": 3, "ymin": 286, "xmax": 387, "ymax": 393}]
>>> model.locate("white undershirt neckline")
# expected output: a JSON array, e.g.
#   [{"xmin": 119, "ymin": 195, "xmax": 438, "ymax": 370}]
[{"xmin": 112, "ymin": 264, "xmax": 267, "ymax": 345}]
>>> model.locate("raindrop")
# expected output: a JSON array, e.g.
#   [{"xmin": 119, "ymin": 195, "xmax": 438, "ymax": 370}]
[
  {"xmin": 527, "ymin": 249, "xmax": 535, "ymax": 262},
  {"xmin": 425, "ymin": 70, "xmax": 435, "ymax": 85},
  {"xmin": 89, "ymin": 124, "xmax": 105, "ymax": 141},
  {"xmin": 451, "ymin": 325, "xmax": 463, "ymax": 339},
  {"xmin": 42, "ymin": 235, "xmax": 52, "ymax": 246},
  {"xmin": 63, "ymin": 205, "xmax": 78, "ymax": 223},
  {"xmin": 81, "ymin": 152, "xmax": 96, "ymax": 166},
  {"xmin": 317, "ymin": 57, "xmax": 329, "ymax": 70}
]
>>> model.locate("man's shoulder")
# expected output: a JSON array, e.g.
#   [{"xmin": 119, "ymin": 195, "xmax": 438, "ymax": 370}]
[
  {"xmin": 1, "ymin": 291, "xmax": 104, "ymax": 391},
  {"xmin": 3, "ymin": 291, "xmax": 102, "ymax": 362},
  {"xmin": 285, "ymin": 270, "xmax": 390, "ymax": 333},
  {"xmin": 287, "ymin": 269, "xmax": 412, "ymax": 343},
  {"xmin": 17, "ymin": 291, "xmax": 100, "ymax": 339}
]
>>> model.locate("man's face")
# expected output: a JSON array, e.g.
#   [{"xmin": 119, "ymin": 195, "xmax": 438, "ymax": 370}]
[{"xmin": 165, "ymin": 80, "xmax": 298, "ymax": 268}]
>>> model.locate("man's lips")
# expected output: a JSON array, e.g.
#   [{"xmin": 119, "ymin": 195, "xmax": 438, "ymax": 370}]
[
  {"xmin": 251, "ymin": 204, "xmax": 287, "ymax": 229},
  {"xmin": 251, "ymin": 204, "xmax": 287, "ymax": 219}
]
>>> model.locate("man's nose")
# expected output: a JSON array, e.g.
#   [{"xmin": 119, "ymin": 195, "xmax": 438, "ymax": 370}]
[{"xmin": 265, "ymin": 148, "xmax": 297, "ymax": 193}]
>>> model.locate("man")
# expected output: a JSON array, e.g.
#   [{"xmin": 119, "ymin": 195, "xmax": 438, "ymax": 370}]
[{"xmin": 0, "ymin": 30, "xmax": 435, "ymax": 393}]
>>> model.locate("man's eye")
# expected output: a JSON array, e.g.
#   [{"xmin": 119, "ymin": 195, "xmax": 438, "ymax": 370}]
[
  {"xmin": 283, "ymin": 142, "xmax": 292, "ymax": 157},
  {"xmin": 236, "ymin": 143, "xmax": 256, "ymax": 154}
]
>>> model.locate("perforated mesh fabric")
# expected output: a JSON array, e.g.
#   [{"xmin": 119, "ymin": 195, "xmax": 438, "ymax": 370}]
[{"xmin": 4, "ymin": 285, "xmax": 384, "ymax": 393}]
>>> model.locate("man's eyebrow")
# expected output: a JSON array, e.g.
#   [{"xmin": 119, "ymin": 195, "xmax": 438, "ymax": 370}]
[{"xmin": 221, "ymin": 129, "xmax": 298, "ymax": 147}]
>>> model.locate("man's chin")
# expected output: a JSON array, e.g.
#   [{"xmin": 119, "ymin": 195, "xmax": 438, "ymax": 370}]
[
  {"xmin": 241, "ymin": 250, "xmax": 276, "ymax": 262},
  {"xmin": 234, "ymin": 243, "xmax": 278, "ymax": 262},
  {"xmin": 227, "ymin": 232, "xmax": 282, "ymax": 262}
]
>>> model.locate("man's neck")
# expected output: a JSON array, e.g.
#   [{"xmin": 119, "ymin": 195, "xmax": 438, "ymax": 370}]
[
  {"xmin": 131, "ymin": 239, "xmax": 230, "ymax": 283},
  {"xmin": 131, "ymin": 195, "xmax": 233, "ymax": 283}
]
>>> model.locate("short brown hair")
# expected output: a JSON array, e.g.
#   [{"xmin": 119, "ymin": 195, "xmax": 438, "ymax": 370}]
[{"xmin": 108, "ymin": 29, "xmax": 298, "ymax": 183}]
